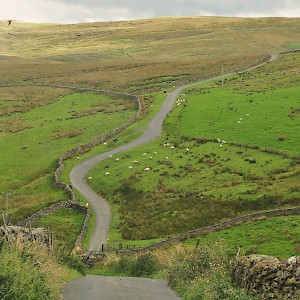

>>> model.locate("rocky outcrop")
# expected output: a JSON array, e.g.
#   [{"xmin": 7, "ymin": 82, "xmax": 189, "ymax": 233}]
[{"xmin": 232, "ymin": 254, "xmax": 300, "ymax": 299}]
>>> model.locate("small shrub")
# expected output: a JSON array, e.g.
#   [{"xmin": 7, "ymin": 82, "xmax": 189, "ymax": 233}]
[
  {"xmin": 114, "ymin": 254, "xmax": 158, "ymax": 277},
  {"xmin": 168, "ymin": 242, "xmax": 256, "ymax": 300},
  {"xmin": 278, "ymin": 135, "xmax": 287, "ymax": 141}
]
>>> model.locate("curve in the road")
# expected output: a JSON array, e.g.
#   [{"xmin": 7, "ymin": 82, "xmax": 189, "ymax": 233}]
[{"xmin": 70, "ymin": 55, "xmax": 278, "ymax": 251}]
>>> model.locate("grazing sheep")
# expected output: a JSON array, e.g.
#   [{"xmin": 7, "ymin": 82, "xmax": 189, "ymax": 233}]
[
  {"xmin": 88, "ymin": 176, "xmax": 92, "ymax": 180},
  {"xmin": 154, "ymin": 151, "xmax": 157, "ymax": 154},
  {"xmin": 76, "ymin": 156, "xmax": 80, "ymax": 159},
  {"xmin": 128, "ymin": 166, "xmax": 133, "ymax": 169},
  {"xmin": 143, "ymin": 153, "xmax": 147, "ymax": 156},
  {"xmin": 149, "ymin": 156, "xmax": 153, "ymax": 160},
  {"xmin": 109, "ymin": 154, "xmax": 113, "ymax": 158},
  {"xmin": 222, "ymin": 140, "xmax": 226, "ymax": 144},
  {"xmin": 238, "ymin": 120, "xmax": 241, "ymax": 124},
  {"xmin": 134, "ymin": 160, "xmax": 139, "ymax": 164},
  {"xmin": 246, "ymin": 114, "xmax": 250, "ymax": 117},
  {"xmin": 144, "ymin": 167, "xmax": 151, "ymax": 171},
  {"xmin": 105, "ymin": 172, "xmax": 110, "ymax": 176},
  {"xmin": 103, "ymin": 142, "xmax": 107, "ymax": 145},
  {"xmin": 115, "ymin": 158, "xmax": 120, "ymax": 162},
  {"xmin": 165, "ymin": 156, "xmax": 169, "ymax": 160},
  {"xmin": 186, "ymin": 148, "xmax": 189, "ymax": 152},
  {"xmin": 85, "ymin": 203, "xmax": 89, "ymax": 207},
  {"xmin": 217, "ymin": 138, "xmax": 221, "ymax": 143},
  {"xmin": 170, "ymin": 146, "xmax": 176, "ymax": 149}
]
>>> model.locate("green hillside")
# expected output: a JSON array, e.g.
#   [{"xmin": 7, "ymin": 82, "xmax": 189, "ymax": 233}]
[{"xmin": 0, "ymin": 16, "xmax": 299, "ymax": 250}]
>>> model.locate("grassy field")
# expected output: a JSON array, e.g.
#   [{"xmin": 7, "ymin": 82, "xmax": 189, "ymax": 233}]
[
  {"xmin": 35, "ymin": 207, "xmax": 86, "ymax": 252},
  {"xmin": 0, "ymin": 16, "xmax": 299, "ymax": 250},
  {"xmin": 183, "ymin": 215, "xmax": 300, "ymax": 259},
  {"xmin": 87, "ymin": 51, "xmax": 300, "ymax": 243},
  {"xmin": 1, "ymin": 17, "xmax": 299, "ymax": 93},
  {"xmin": 0, "ymin": 88, "xmax": 137, "ymax": 223}
]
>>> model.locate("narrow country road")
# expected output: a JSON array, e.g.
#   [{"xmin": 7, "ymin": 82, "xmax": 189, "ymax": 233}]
[
  {"xmin": 65, "ymin": 55, "xmax": 278, "ymax": 300},
  {"xmin": 70, "ymin": 55, "xmax": 278, "ymax": 252},
  {"xmin": 64, "ymin": 275, "xmax": 182, "ymax": 300}
]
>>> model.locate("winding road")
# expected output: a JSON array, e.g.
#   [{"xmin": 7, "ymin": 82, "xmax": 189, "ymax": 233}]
[
  {"xmin": 70, "ymin": 55, "xmax": 278, "ymax": 252},
  {"xmin": 65, "ymin": 55, "xmax": 278, "ymax": 300}
]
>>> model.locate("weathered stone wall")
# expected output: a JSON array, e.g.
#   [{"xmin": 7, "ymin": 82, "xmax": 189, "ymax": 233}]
[
  {"xmin": 14, "ymin": 86, "xmax": 142, "ymax": 251},
  {"xmin": 116, "ymin": 207, "xmax": 300, "ymax": 255},
  {"xmin": 0, "ymin": 225, "xmax": 50, "ymax": 247},
  {"xmin": 232, "ymin": 254, "xmax": 300, "ymax": 299}
]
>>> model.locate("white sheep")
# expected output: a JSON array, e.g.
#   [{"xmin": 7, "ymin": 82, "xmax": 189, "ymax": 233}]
[
  {"xmin": 170, "ymin": 146, "xmax": 176, "ymax": 149},
  {"xmin": 165, "ymin": 156, "xmax": 169, "ymax": 160},
  {"xmin": 238, "ymin": 120, "xmax": 241, "ymax": 124},
  {"xmin": 143, "ymin": 153, "xmax": 147, "ymax": 156},
  {"xmin": 149, "ymin": 156, "xmax": 153, "ymax": 160},
  {"xmin": 134, "ymin": 160, "xmax": 139, "ymax": 164},
  {"xmin": 115, "ymin": 158, "xmax": 120, "ymax": 162},
  {"xmin": 128, "ymin": 166, "xmax": 133, "ymax": 169},
  {"xmin": 105, "ymin": 172, "xmax": 110, "ymax": 176},
  {"xmin": 103, "ymin": 142, "xmax": 107, "ymax": 145},
  {"xmin": 222, "ymin": 140, "xmax": 226, "ymax": 144},
  {"xmin": 154, "ymin": 151, "xmax": 157, "ymax": 154},
  {"xmin": 88, "ymin": 176, "xmax": 92, "ymax": 180},
  {"xmin": 144, "ymin": 167, "xmax": 151, "ymax": 171},
  {"xmin": 186, "ymin": 148, "xmax": 189, "ymax": 152},
  {"xmin": 76, "ymin": 156, "xmax": 80, "ymax": 159}
]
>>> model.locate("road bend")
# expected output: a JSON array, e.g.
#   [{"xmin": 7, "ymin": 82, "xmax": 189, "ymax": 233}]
[{"xmin": 70, "ymin": 55, "xmax": 278, "ymax": 252}]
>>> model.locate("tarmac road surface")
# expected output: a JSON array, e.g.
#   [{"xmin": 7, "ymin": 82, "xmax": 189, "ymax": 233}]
[
  {"xmin": 65, "ymin": 55, "xmax": 278, "ymax": 300},
  {"xmin": 64, "ymin": 275, "xmax": 182, "ymax": 300}
]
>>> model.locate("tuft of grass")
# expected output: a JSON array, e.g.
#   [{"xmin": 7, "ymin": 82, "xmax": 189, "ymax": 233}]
[{"xmin": 0, "ymin": 237, "xmax": 80, "ymax": 300}]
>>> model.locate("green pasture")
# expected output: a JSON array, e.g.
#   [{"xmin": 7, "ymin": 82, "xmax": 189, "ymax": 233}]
[
  {"xmin": 183, "ymin": 215, "xmax": 300, "ymax": 259},
  {"xmin": 87, "ymin": 52, "xmax": 300, "ymax": 243},
  {"xmin": 36, "ymin": 207, "xmax": 85, "ymax": 252},
  {"xmin": 179, "ymin": 87, "xmax": 300, "ymax": 155},
  {"xmin": 0, "ymin": 90, "xmax": 137, "ymax": 222}
]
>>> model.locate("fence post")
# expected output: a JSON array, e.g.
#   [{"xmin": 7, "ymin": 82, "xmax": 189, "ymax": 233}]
[{"xmin": 2, "ymin": 212, "xmax": 8, "ymax": 241}]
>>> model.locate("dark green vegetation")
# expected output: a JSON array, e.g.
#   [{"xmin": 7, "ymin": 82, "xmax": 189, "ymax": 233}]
[
  {"xmin": 92, "ymin": 243, "xmax": 256, "ymax": 300},
  {"xmin": 184, "ymin": 215, "xmax": 300, "ymax": 259},
  {"xmin": 168, "ymin": 243, "xmax": 256, "ymax": 300},
  {"xmin": 88, "ymin": 52, "xmax": 300, "ymax": 243},
  {"xmin": 0, "ymin": 238, "xmax": 80, "ymax": 299}
]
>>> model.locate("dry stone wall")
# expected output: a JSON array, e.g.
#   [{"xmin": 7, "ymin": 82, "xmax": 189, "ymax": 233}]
[
  {"xmin": 0, "ymin": 225, "xmax": 50, "ymax": 247},
  {"xmin": 14, "ymin": 86, "xmax": 142, "ymax": 251},
  {"xmin": 233, "ymin": 254, "xmax": 300, "ymax": 299}
]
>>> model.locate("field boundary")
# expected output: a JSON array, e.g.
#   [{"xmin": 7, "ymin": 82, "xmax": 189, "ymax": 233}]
[
  {"xmin": 4, "ymin": 51, "xmax": 298, "ymax": 253},
  {"xmin": 8, "ymin": 85, "xmax": 142, "ymax": 250}
]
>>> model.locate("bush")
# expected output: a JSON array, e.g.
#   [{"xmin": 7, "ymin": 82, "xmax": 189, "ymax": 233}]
[
  {"xmin": 0, "ymin": 240, "xmax": 50, "ymax": 299},
  {"xmin": 114, "ymin": 253, "xmax": 158, "ymax": 277},
  {"xmin": 0, "ymin": 238, "xmax": 69, "ymax": 300},
  {"xmin": 168, "ymin": 242, "xmax": 256, "ymax": 300}
]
